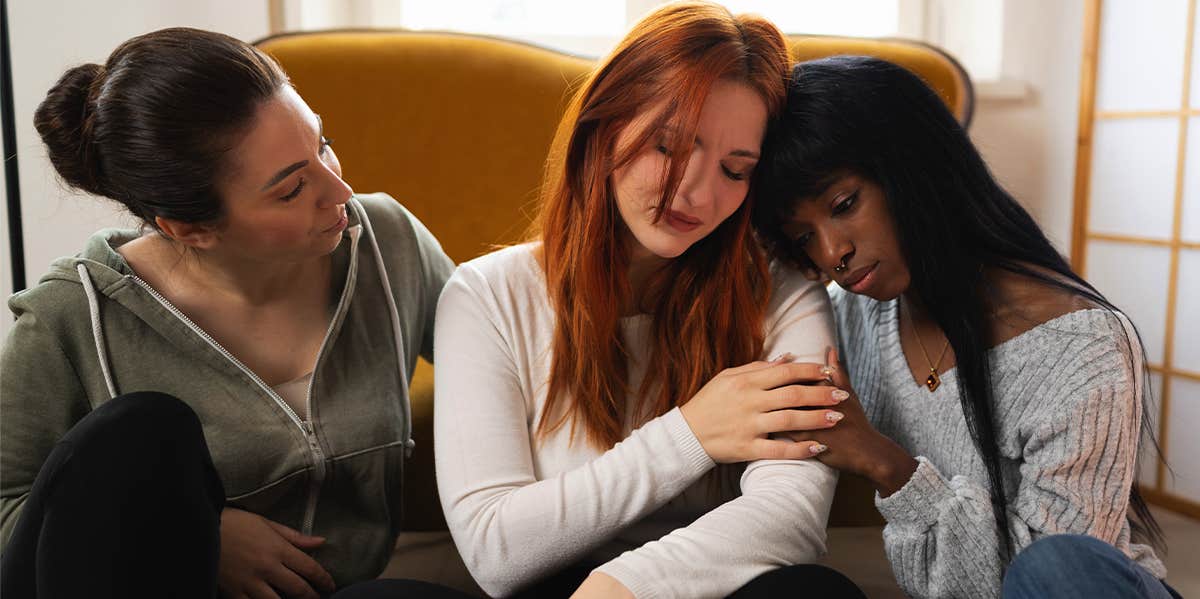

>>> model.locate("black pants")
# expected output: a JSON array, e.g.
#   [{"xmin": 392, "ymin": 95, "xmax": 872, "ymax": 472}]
[
  {"xmin": 1, "ymin": 392, "xmax": 867, "ymax": 599},
  {"xmin": 336, "ymin": 561, "xmax": 868, "ymax": 598},
  {"xmin": 0, "ymin": 392, "xmax": 446, "ymax": 599},
  {"xmin": 0, "ymin": 391, "xmax": 226, "ymax": 598}
]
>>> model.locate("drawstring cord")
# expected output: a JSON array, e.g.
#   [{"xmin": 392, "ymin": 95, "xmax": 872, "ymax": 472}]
[
  {"xmin": 77, "ymin": 262, "xmax": 119, "ymax": 399},
  {"xmin": 351, "ymin": 200, "xmax": 416, "ymax": 457}
]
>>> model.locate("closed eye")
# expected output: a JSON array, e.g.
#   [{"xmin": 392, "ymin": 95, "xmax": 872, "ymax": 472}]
[
  {"xmin": 722, "ymin": 164, "xmax": 748, "ymax": 181},
  {"xmin": 281, "ymin": 178, "xmax": 306, "ymax": 201},
  {"xmin": 832, "ymin": 191, "xmax": 859, "ymax": 215}
]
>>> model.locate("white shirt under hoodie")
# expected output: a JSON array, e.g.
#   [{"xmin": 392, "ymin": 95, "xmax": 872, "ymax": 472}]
[{"xmin": 433, "ymin": 243, "xmax": 839, "ymax": 598}]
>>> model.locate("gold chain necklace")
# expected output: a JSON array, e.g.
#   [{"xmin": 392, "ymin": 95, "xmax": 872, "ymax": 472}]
[{"xmin": 903, "ymin": 303, "xmax": 951, "ymax": 392}]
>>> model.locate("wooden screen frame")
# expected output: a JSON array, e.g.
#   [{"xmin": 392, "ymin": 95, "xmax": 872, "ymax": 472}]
[{"xmin": 1073, "ymin": 0, "xmax": 1200, "ymax": 519}]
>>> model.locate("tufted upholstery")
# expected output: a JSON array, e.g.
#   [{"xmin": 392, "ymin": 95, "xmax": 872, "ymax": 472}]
[{"xmin": 255, "ymin": 29, "xmax": 973, "ymax": 533}]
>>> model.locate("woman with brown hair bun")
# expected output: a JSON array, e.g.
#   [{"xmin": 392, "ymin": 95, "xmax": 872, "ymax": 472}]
[{"xmin": 1, "ymin": 27, "xmax": 454, "ymax": 598}]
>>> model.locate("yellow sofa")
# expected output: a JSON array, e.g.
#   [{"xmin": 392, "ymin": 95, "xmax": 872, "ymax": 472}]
[{"xmin": 255, "ymin": 29, "xmax": 972, "ymax": 592}]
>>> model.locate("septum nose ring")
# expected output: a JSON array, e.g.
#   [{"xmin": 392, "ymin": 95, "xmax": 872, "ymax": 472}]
[{"xmin": 833, "ymin": 259, "xmax": 848, "ymax": 274}]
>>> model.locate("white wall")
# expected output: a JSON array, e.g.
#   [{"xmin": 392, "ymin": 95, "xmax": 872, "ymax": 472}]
[
  {"xmin": 970, "ymin": 0, "xmax": 1086, "ymax": 253},
  {"xmin": 2, "ymin": 0, "xmax": 271, "ymax": 339}
]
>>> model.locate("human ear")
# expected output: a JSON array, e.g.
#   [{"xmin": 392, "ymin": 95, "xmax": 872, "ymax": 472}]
[{"xmin": 154, "ymin": 216, "xmax": 219, "ymax": 250}]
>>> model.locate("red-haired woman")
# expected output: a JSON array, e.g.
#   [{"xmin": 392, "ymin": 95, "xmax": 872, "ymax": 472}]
[{"xmin": 422, "ymin": 3, "xmax": 864, "ymax": 598}]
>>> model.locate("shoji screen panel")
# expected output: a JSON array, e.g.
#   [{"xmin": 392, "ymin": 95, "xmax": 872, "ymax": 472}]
[{"xmin": 1074, "ymin": 0, "xmax": 1200, "ymax": 517}]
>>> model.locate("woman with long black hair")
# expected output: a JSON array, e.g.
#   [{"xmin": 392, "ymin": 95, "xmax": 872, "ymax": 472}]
[{"xmin": 753, "ymin": 55, "xmax": 1176, "ymax": 599}]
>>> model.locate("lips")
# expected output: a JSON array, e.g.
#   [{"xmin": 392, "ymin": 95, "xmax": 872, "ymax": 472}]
[
  {"xmin": 840, "ymin": 262, "xmax": 878, "ymax": 292},
  {"xmin": 323, "ymin": 209, "xmax": 348, "ymax": 233},
  {"xmin": 663, "ymin": 209, "xmax": 702, "ymax": 233}
]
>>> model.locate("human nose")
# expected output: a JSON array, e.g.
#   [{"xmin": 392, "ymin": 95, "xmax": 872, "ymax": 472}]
[
  {"xmin": 813, "ymin": 228, "xmax": 854, "ymax": 276},
  {"xmin": 317, "ymin": 149, "xmax": 353, "ymax": 207},
  {"xmin": 675, "ymin": 153, "xmax": 715, "ymax": 210}
]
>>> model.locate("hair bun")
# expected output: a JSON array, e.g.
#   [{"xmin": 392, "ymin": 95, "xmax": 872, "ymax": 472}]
[{"xmin": 34, "ymin": 63, "xmax": 108, "ymax": 196}]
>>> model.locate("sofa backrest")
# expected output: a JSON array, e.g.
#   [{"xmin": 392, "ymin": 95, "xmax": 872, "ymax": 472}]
[
  {"xmin": 257, "ymin": 31, "xmax": 591, "ymax": 263},
  {"xmin": 256, "ymin": 30, "xmax": 972, "ymax": 265}
]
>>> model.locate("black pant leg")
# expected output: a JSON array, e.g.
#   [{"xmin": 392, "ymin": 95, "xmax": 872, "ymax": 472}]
[
  {"xmin": 331, "ymin": 579, "xmax": 480, "ymax": 599},
  {"xmin": 727, "ymin": 564, "xmax": 867, "ymax": 599},
  {"xmin": 1, "ymin": 391, "xmax": 225, "ymax": 599},
  {"xmin": 508, "ymin": 561, "xmax": 595, "ymax": 598}
]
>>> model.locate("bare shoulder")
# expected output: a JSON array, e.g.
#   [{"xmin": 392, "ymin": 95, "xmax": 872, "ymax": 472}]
[{"xmin": 986, "ymin": 264, "xmax": 1102, "ymax": 345}]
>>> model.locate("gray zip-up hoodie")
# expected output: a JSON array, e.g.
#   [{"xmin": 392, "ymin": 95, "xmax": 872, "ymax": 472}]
[{"xmin": 0, "ymin": 193, "xmax": 454, "ymax": 586}]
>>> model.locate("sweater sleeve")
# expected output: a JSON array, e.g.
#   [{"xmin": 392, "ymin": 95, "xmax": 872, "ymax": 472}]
[
  {"xmin": 873, "ymin": 324, "xmax": 1149, "ymax": 598},
  {"xmin": 1, "ymin": 301, "xmax": 91, "ymax": 548},
  {"xmin": 433, "ymin": 266, "xmax": 715, "ymax": 598},
  {"xmin": 594, "ymin": 272, "xmax": 840, "ymax": 599}
]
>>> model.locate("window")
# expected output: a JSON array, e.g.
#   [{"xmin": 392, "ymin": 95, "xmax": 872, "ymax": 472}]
[{"xmin": 275, "ymin": 0, "xmax": 1003, "ymax": 81}]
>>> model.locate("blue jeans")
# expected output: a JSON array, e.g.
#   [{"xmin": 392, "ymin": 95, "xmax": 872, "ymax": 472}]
[{"xmin": 1002, "ymin": 534, "xmax": 1180, "ymax": 599}]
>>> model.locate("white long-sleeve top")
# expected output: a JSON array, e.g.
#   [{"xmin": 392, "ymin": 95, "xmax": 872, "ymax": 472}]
[{"xmin": 433, "ymin": 244, "xmax": 838, "ymax": 598}]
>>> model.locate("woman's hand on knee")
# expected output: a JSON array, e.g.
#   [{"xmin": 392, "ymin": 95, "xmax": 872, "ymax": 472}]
[
  {"xmin": 217, "ymin": 507, "xmax": 336, "ymax": 599},
  {"xmin": 679, "ymin": 357, "xmax": 848, "ymax": 463}
]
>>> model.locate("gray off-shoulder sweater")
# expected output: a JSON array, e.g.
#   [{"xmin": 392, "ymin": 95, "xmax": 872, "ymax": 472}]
[{"xmin": 830, "ymin": 286, "xmax": 1166, "ymax": 599}]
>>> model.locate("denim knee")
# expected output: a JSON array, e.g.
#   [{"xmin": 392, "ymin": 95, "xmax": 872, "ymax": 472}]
[
  {"xmin": 1018, "ymin": 534, "xmax": 1112, "ymax": 565},
  {"xmin": 1003, "ymin": 534, "xmax": 1168, "ymax": 599}
]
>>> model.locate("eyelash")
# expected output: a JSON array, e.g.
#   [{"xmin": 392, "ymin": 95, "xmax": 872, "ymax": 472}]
[
  {"xmin": 281, "ymin": 178, "xmax": 306, "ymax": 202},
  {"xmin": 794, "ymin": 190, "xmax": 860, "ymax": 247},
  {"xmin": 722, "ymin": 166, "xmax": 746, "ymax": 181},
  {"xmin": 833, "ymin": 191, "xmax": 858, "ymax": 215},
  {"xmin": 280, "ymin": 136, "xmax": 334, "ymax": 202},
  {"xmin": 656, "ymin": 144, "xmax": 747, "ymax": 181}
]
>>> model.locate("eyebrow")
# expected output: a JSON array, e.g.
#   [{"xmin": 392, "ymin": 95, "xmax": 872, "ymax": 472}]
[
  {"xmin": 261, "ymin": 161, "xmax": 307, "ymax": 191},
  {"xmin": 259, "ymin": 115, "xmax": 325, "ymax": 191}
]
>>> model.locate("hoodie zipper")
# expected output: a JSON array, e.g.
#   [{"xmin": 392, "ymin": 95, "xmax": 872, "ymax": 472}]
[
  {"xmin": 127, "ymin": 274, "xmax": 331, "ymax": 534},
  {"xmin": 297, "ymin": 227, "xmax": 359, "ymax": 532}
]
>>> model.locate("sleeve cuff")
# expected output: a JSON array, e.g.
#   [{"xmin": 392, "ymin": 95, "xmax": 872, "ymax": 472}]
[
  {"xmin": 661, "ymin": 407, "xmax": 716, "ymax": 475},
  {"xmin": 874, "ymin": 456, "xmax": 954, "ymax": 527}
]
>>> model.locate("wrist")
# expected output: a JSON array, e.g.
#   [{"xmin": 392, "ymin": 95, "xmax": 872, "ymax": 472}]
[{"xmin": 869, "ymin": 438, "xmax": 918, "ymax": 497}]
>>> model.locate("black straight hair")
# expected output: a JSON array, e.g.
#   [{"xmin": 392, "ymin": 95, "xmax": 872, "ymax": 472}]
[{"xmin": 754, "ymin": 55, "xmax": 1165, "ymax": 563}]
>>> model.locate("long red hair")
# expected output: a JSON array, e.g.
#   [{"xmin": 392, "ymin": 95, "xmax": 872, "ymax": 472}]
[{"xmin": 535, "ymin": 1, "xmax": 790, "ymax": 448}]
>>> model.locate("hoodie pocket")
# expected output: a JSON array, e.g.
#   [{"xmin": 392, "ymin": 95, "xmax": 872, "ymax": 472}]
[{"xmin": 225, "ymin": 468, "xmax": 310, "ymax": 530}]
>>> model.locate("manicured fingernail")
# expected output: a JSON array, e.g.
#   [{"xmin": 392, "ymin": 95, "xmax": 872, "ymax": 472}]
[
  {"xmin": 831, "ymin": 389, "xmax": 850, "ymax": 402},
  {"xmin": 770, "ymin": 352, "xmax": 795, "ymax": 363},
  {"xmin": 820, "ymin": 365, "xmax": 835, "ymax": 377},
  {"xmin": 826, "ymin": 411, "xmax": 844, "ymax": 423},
  {"xmin": 810, "ymin": 443, "xmax": 828, "ymax": 454}
]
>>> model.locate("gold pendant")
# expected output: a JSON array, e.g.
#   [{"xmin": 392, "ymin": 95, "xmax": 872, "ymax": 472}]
[{"xmin": 925, "ymin": 369, "xmax": 941, "ymax": 392}]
